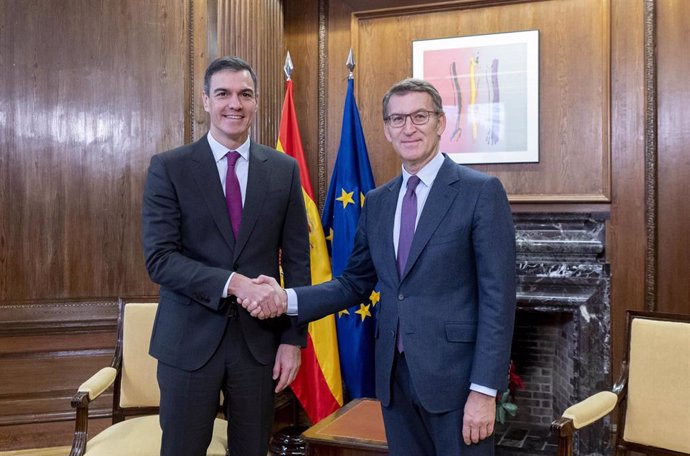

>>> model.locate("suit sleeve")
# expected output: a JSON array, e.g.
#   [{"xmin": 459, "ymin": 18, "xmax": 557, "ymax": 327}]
[
  {"xmin": 469, "ymin": 176, "xmax": 517, "ymax": 391},
  {"xmin": 295, "ymin": 197, "xmax": 378, "ymax": 325},
  {"xmin": 142, "ymin": 154, "xmax": 230, "ymax": 310},
  {"xmin": 277, "ymin": 159, "xmax": 311, "ymax": 346}
]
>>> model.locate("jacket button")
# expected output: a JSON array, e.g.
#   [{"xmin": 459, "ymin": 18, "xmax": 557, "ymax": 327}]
[{"xmin": 398, "ymin": 293, "xmax": 404, "ymax": 300}]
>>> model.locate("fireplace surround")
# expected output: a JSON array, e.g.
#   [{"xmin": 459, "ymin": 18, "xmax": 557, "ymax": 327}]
[{"xmin": 496, "ymin": 212, "xmax": 611, "ymax": 456}]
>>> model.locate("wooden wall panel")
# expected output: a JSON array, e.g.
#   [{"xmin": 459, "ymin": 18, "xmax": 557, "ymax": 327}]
[
  {"xmin": 657, "ymin": 0, "xmax": 690, "ymax": 314},
  {"xmin": 284, "ymin": 0, "xmax": 321, "ymax": 197},
  {"xmin": 326, "ymin": 0, "xmax": 358, "ymax": 198},
  {"xmin": 0, "ymin": 299, "xmax": 118, "ymax": 449},
  {"xmin": 215, "ymin": 0, "xmax": 284, "ymax": 147},
  {"xmin": 347, "ymin": 0, "xmax": 610, "ymax": 202},
  {"xmin": 608, "ymin": 0, "xmax": 646, "ymax": 383},
  {"xmin": 0, "ymin": 0, "xmax": 186, "ymax": 301},
  {"xmin": 0, "ymin": 0, "xmax": 187, "ymax": 449}
]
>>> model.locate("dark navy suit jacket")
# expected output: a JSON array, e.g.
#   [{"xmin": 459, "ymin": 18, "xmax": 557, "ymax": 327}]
[
  {"xmin": 296, "ymin": 155, "xmax": 516, "ymax": 414},
  {"xmin": 142, "ymin": 136, "xmax": 310, "ymax": 371}
]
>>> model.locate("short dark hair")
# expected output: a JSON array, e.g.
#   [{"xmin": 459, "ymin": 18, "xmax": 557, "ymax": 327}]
[
  {"xmin": 382, "ymin": 78, "xmax": 443, "ymax": 118},
  {"xmin": 203, "ymin": 56, "xmax": 258, "ymax": 95}
]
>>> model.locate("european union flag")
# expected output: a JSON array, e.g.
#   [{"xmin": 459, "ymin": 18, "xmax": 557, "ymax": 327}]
[{"xmin": 321, "ymin": 77, "xmax": 377, "ymax": 399}]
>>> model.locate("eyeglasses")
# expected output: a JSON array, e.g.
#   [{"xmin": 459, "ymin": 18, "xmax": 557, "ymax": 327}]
[{"xmin": 384, "ymin": 110, "xmax": 440, "ymax": 128}]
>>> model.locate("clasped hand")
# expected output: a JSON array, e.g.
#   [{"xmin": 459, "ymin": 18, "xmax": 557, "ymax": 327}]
[{"xmin": 229, "ymin": 273, "xmax": 286, "ymax": 319}]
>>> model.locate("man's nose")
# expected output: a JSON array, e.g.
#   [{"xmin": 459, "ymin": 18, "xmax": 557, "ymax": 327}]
[
  {"xmin": 226, "ymin": 94, "xmax": 242, "ymax": 108},
  {"xmin": 402, "ymin": 116, "xmax": 417, "ymax": 133}
]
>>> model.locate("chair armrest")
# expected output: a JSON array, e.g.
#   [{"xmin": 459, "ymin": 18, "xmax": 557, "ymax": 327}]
[
  {"xmin": 561, "ymin": 391, "xmax": 618, "ymax": 429},
  {"xmin": 77, "ymin": 366, "xmax": 117, "ymax": 401},
  {"xmin": 69, "ymin": 367, "xmax": 117, "ymax": 456}
]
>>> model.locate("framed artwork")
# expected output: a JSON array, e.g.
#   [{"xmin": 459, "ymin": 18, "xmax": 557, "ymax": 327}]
[{"xmin": 412, "ymin": 30, "xmax": 539, "ymax": 164}]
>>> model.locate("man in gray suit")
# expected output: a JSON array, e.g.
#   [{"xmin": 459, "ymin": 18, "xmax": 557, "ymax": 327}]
[
  {"xmin": 142, "ymin": 56, "xmax": 310, "ymax": 456},
  {"xmin": 246, "ymin": 78, "xmax": 516, "ymax": 456}
]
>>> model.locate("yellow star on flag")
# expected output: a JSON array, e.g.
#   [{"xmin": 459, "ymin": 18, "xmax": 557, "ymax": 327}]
[
  {"xmin": 336, "ymin": 189, "xmax": 355, "ymax": 208},
  {"xmin": 325, "ymin": 228, "xmax": 333, "ymax": 243},
  {"xmin": 369, "ymin": 290, "xmax": 380, "ymax": 306},
  {"xmin": 355, "ymin": 303, "xmax": 371, "ymax": 321},
  {"xmin": 338, "ymin": 309, "xmax": 350, "ymax": 318},
  {"xmin": 360, "ymin": 192, "xmax": 366, "ymax": 207}
]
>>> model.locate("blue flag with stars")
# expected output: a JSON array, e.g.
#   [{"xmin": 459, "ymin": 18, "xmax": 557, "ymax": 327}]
[{"xmin": 321, "ymin": 77, "xmax": 377, "ymax": 399}]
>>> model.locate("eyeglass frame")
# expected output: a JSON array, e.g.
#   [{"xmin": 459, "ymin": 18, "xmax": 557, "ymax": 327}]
[{"xmin": 383, "ymin": 110, "xmax": 442, "ymax": 128}]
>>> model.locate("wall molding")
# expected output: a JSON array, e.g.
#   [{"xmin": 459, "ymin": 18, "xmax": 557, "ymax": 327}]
[
  {"xmin": 0, "ymin": 299, "xmax": 119, "ymax": 337},
  {"xmin": 353, "ymin": 0, "xmax": 538, "ymax": 19},
  {"xmin": 644, "ymin": 0, "xmax": 657, "ymax": 311},
  {"xmin": 317, "ymin": 0, "xmax": 329, "ymax": 211}
]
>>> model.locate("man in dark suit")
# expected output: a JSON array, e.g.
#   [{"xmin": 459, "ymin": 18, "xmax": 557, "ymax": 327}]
[
  {"xmin": 246, "ymin": 78, "xmax": 516, "ymax": 456},
  {"xmin": 141, "ymin": 56, "xmax": 310, "ymax": 456}
]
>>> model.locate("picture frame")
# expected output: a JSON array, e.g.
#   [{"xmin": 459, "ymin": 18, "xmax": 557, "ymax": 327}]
[{"xmin": 412, "ymin": 30, "xmax": 539, "ymax": 164}]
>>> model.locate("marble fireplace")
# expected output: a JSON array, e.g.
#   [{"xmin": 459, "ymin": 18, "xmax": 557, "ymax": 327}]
[{"xmin": 495, "ymin": 213, "xmax": 611, "ymax": 456}]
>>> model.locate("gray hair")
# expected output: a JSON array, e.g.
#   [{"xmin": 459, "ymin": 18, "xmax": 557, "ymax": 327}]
[{"xmin": 382, "ymin": 78, "xmax": 443, "ymax": 118}]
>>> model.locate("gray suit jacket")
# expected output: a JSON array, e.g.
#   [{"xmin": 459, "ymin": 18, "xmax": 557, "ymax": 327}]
[
  {"xmin": 142, "ymin": 136, "xmax": 310, "ymax": 371},
  {"xmin": 295, "ymin": 155, "xmax": 516, "ymax": 413}
]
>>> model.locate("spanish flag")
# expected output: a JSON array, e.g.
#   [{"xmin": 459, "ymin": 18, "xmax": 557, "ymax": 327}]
[{"xmin": 276, "ymin": 77, "xmax": 344, "ymax": 423}]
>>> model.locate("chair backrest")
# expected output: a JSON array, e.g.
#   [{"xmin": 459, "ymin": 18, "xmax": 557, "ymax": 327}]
[
  {"xmin": 620, "ymin": 311, "xmax": 690, "ymax": 454},
  {"xmin": 118, "ymin": 302, "xmax": 160, "ymax": 408}
]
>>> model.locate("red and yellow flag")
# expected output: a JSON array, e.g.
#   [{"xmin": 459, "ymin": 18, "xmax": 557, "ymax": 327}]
[{"xmin": 277, "ymin": 78, "xmax": 343, "ymax": 423}]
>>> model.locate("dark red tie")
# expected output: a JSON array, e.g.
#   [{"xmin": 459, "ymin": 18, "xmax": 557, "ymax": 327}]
[
  {"xmin": 225, "ymin": 151, "xmax": 242, "ymax": 239},
  {"xmin": 396, "ymin": 175, "xmax": 420, "ymax": 352}
]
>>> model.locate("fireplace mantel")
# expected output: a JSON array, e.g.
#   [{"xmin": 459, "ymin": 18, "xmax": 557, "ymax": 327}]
[{"xmin": 502, "ymin": 212, "xmax": 611, "ymax": 456}]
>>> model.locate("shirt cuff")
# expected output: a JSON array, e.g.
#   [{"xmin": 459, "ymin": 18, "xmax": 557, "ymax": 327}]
[
  {"xmin": 470, "ymin": 383, "xmax": 497, "ymax": 397},
  {"xmin": 286, "ymin": 288, "xmax": 298, "ymax": 316},
  {"xmin": 222, "ymin": 273, "xmax": 234, "ymax": 298}
]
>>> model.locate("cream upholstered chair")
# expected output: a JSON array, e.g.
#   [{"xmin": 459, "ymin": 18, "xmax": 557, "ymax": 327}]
[
  {"xmin": 68, "ymin": 299, "xmax": 228, "ymax": 456},
  {"xmin": 552, "ymin": 310, "xmax": 690, "ymax": 456}
]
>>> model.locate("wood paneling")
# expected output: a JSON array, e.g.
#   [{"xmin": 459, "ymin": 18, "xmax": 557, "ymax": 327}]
[
  {"xmin": 284, "ymin": 0, "xmax": 321, "ymax": 197},
  {"xmin": 0, "ymin": 0, "xmax": 186, "ymax": 301},
  {"xmin": 657, "ymin": 0, "xmax": 690, "ymax": 314},
  {"xmin": 608, "ymin": 0, "xmax": 646, "ymax": 381},
  {"xmin": 215, "ymin": 0, "xmax": 284, "ymax": 147},
  {"xmin": 347, "ymin": 0, "xmax": 610, "ymax": 202},
  {"xmin": 0, "ymin": 0, "xmax": 185, "ymax": 449},
  {"xmin": 0, "ymin": 300, "xmax": 118, "ymax": 449}
]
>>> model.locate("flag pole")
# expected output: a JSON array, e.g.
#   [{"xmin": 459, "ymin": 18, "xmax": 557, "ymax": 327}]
[
  {"xmin": 284, "ymin": 51, "xmax": 293, "ymax": 81},
  {"xmin": 346, "ymin": 48, "xmax": 355, "ymax": 80}
]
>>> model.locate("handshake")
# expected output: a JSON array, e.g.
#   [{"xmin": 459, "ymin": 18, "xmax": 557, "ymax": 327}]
[{"xmin": 229, "ymin": 273, "xmax": 288, "ymax": 319}]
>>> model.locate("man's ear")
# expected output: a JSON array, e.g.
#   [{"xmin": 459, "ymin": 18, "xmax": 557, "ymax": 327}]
[
  {"xmin": 383, "ymin": 125, "xmax": 393, "ymax": 143},
  {"xmin": 202, "ymin": 92, "xmax": 210, "ymax": 113}
]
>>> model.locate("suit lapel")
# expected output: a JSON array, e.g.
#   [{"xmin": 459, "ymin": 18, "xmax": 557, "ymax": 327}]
[
  {"xmin": 190, "ymin": 138, "xmax": 235, "ymax": 251},
  {"xmin": 233, "ymin": 142, "xmax": 270, "ymax": 261},
  {"xmin": 401, "ymin": 157, "xmax": 461, "ymax": 280},
  {"xmin": 379, "ymin": 177, "xmax": 402, "ymax": 285}
]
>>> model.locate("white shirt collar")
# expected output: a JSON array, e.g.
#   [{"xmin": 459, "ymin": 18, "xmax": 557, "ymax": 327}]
[
  {"xmin": 401, "ymin": 152, "xmax": 445, "ymax": 189},
  {"xmin": 207, "ymin": 132, "xmax": 251, "ymax": 163}
]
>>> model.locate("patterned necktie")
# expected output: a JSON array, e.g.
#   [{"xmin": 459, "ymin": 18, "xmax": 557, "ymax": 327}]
[
  {"xmin": 225, "ymin": 151, "xmax": 242, "ymax": 239},
  {"xmin": 396, "ymin": 175, "xmax": 420, "ymax": 353}
]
